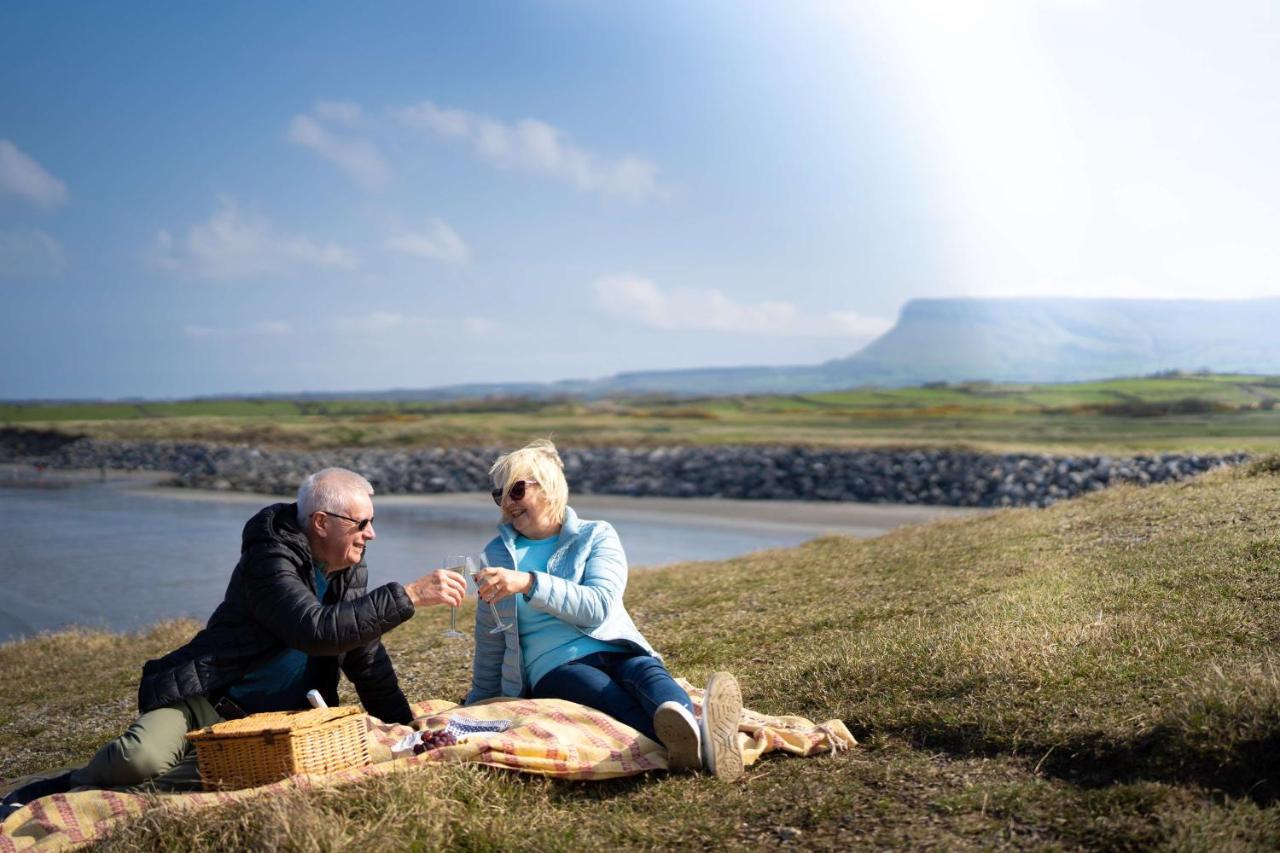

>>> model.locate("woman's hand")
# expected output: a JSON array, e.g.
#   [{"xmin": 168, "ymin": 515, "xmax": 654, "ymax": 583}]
[
  {"xmin": 475, "ymin": 567, "xmax": 533, "ymax": 603},
  {"xmin": 405, "ymin": 569, "xmax": 466, "ymax": 608}
]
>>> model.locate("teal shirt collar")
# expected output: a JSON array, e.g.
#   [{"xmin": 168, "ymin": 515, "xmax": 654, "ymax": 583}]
[{"xmin": 499, "ymin": 505, "xmax": 579, "ymax": 550}]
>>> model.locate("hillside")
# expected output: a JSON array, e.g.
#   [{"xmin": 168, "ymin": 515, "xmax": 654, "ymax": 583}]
[
  {"xmin": 4, "ymin": 460, "xmax": 1279, "ymax": 848},
  {"xmin": 825, "ymin": 297, "xmax": 1280, "ymax": 386}
]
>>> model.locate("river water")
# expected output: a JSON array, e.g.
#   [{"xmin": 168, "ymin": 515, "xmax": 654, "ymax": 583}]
[{"xmin": 0, "ymin": 474, "xmax": 968, "ymax": 643}]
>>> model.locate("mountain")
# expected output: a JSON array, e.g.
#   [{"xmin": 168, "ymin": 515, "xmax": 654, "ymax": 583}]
[
  {"xmin": 822, "ymin": 297, "xmax": 1280, "ymax": 386},
  {"xmin": 231, "ymin": 297, "xmax": 1280, "ymax": 401}
]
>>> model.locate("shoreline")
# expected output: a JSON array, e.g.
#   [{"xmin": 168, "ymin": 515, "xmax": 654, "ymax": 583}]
[
  {"xmin": 6, "ymin": 463, "xmax": 976, "ymax": 538},
  {"xmin": 137, "ymin": 483, "xmax": 980, "ymax": 538},
  {"xmin": 40, "ymin": 466, "xmax": 977, "ymax": 537}
]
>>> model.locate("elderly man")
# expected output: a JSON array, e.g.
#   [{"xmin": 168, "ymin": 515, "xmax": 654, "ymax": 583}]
[{"xmin": 2, "ymin": 467, "xmax": 463, "ymax": 806}]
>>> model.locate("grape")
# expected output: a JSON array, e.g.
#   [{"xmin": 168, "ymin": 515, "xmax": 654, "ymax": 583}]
[{"xmin": 412, "ymin": 729, "xmax": 458, "ymax": 754}]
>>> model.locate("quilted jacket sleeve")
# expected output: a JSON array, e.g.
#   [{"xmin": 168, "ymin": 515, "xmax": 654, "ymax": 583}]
[
  {"xmin": 241, "ymin": 554, "xmax": 415, "ymax": 656},
  {"xmin": 341, "ymin": 639, "xmax": 414, "ymax": 725},
  {"xmin": 523, "ymin": 523, "xmax": 627, "ymax": 629}
]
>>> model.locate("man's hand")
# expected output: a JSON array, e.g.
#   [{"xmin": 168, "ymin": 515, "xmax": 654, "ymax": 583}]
[
  {"xmin": 474, "ymin": 567, "xmax": 534, "ymax": 603},
  {"xmin": 405, "ymin": 569, "xmax": 466, "ymax": 608}
]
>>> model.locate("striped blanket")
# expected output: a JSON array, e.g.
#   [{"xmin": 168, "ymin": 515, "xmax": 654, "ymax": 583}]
[{"xmin": 0, "ymin": 684, "xmax": 854, "ymax": 851}]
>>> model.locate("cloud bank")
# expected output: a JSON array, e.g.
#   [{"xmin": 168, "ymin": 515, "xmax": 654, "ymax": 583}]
[
  {"xmin": 184, "ymin": 320, "xmax": 294, "ymax": 339},
  {"xmin": 593, "ymin": 275, "xmax": 892, "ymax": 339},
  {"xmin": 396, "ymin": 100, "xmax": 664, "ymax": 201},
  {"xmin": 384, "ymin": 217, "xmax": 470, "ymax": 264},
  {"xmin": 334, "ymin": 311, "xmax": 432, "ymax": 334},
  {"xmin": 148, "ymin": 197, "xmax": 358, "ymax": 280},
  {"xmin": 0, "ymin": 140, "xmax": 69, "ymax": 208},
  {"xmin": 287, "ymin": 106, "xmax": 391, "ymax": 192}
]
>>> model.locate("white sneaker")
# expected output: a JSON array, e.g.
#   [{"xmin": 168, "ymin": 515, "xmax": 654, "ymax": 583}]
[
  {"xmin": 700, "ymin": 671, "xmax": 744, "ymax": 781},
  {"xmin": 654, "ymin": 701, "xmax": 702, "ymax": 772}
]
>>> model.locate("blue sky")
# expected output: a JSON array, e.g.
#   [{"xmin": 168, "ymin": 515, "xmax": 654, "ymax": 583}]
[{"xmin": 2, "ymin": 1, "xmax": 1278, "ymax": 399}]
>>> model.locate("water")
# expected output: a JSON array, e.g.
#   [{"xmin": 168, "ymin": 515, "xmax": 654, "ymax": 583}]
[{"xmin": 0, "ymin": 478, "xmax": 822, "ymax": 643}]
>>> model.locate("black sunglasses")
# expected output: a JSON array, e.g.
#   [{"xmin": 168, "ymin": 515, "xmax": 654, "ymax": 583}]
[
  {"xmin": 315, "ymin": 510, "xmax": 374, "ymax": 531},
  {"xmin": 491, "ymin": 479, "xmax": 539, "ymax": 506}
]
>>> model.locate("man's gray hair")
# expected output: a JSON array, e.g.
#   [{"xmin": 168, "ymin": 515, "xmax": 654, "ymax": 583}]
[{"xmin": 297, "ymin": 468, "xmax": 375, "ymax": 527}]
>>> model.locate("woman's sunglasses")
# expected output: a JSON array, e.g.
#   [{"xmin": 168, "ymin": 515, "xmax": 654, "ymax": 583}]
[{"xmin": 492, "ymin": 479, "xmax": 539, "ymax": 506}]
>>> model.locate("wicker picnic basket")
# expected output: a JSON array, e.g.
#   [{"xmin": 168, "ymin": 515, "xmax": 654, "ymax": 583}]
[{"xmin": 186, "ymin": 706, "xmax": 370, "ymax": 790}]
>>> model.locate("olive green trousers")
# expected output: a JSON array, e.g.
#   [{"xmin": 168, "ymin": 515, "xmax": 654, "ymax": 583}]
[{"xmin": 69, "ymin": 695, "xmax": 223, "ymax": 791}]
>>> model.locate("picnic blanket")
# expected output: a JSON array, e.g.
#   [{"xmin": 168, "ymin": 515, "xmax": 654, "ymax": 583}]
[{"xmin": 0, "ymin": 682, "xmax": 854, "ymax": 851}]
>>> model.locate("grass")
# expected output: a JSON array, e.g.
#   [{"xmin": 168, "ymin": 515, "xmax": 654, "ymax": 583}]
[
  {"xmin": 3, "ymin": 458, "xmax": 1280, "ymax": 848},
  {"xmin": 6, "ymin": 374, "xmax": 1280, "ymax": 455}
]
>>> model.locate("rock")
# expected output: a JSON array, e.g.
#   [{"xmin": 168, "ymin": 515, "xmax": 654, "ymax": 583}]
[{"xmin": 0, "ymin": 429, "xmax": 1248, "ymax": 508}]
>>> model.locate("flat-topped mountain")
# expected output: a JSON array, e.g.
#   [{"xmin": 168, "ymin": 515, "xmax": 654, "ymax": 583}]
[
  {"xmin": 510, "ymin": 296, "xmax": 1280, "ymax": 397},
  {"xmin": 338, "ymin": 297, "xmax": 1280, "ymax": 400},
  {"xmin": 823, "ymin": 297, "xmax": 1280, "ymax": 386},
  {"xmin": 60, "ymin": 297, "xmax": 1278, "ymax": 403}
]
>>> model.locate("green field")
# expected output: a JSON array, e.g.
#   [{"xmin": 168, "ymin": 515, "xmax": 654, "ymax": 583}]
[
  {"xmin": 5, "ymin": 373, "xmax": 1280, "ymax": 455},
  {"xmin": 4, "ymin": 458, "xmax": 1279, "ymax": 848}
]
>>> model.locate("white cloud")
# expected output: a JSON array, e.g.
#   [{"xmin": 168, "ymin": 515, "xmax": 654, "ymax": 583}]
[
  {"xmin": 384, "ymin": 217, "xmax": 470, "ymax": 264},
  {"xmin": 334, "ymin": 311, "xmax": 432, "ymax": 335},
  {"xmin": 463, "ymin": 316, "xmax": 500, "ymax": 335},
  {"xmin": 0, "ymin": 227, "xmax": 67, "ymax": 278},
  {"xmin": 0, "ymin": 140, "xmax": 69, "ymax": 208},
  {"xmin": 396, "ymin": 101, "xmax": 664, "ymax": 201},
  {"xmin": 313, "ymin": 100, "xmax": 365, "ymax": 126},
  {"xmin": 148, "ymin": 197, "xmax": 358, "ymax": 280},
  {"xmin": 592, "ymin": 275, "xmax": 892, "ymax": 339},
  {"xmin": 184, "ymin": 320, "xmax": 293, "ymax": 339},
  {"xmin": 826, "ymin": 309, "xmax": 899, "ymax": 338},
  {"xmin": 287, "ymin": 112, "xmax": 390, "ymax": 191}
]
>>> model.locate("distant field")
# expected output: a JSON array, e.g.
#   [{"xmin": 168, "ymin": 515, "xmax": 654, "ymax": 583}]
[{"xmin": 5, "ymin": 373, "xmax": 1280, "ymax": 455}]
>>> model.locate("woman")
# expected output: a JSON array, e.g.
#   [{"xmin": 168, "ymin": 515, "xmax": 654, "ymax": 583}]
[{"xmin": 468, "ymin": 439, "xmax": 744, "ymax": 780}]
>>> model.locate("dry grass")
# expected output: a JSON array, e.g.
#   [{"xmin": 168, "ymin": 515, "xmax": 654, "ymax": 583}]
[
  {"xmin": 12, "ymin": 389, "xmax": 1280, "ymax": 456},
  {"xmin": 4, "ymin": 463, "xmax": 1280, "ymax": 848}
]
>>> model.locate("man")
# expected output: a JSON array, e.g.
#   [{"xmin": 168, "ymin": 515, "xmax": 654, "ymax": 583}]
[{"xmin": 2, "ymin": 467, "xmax": 464, "ymax": 807}]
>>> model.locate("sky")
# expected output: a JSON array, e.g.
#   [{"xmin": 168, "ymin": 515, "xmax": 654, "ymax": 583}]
[{"xmin": 2, "ymin": 0, "xmax": 1278, "ymax": 399}]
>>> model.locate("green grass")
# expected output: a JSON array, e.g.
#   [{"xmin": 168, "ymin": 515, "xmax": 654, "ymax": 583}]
[
  {"xmin": 5, "ymin": 373, "xmax": 1280, "ymax": 455},
  {"xmin": 4, "ymin": 459, "xmax": 1280, "ymax": 848}
]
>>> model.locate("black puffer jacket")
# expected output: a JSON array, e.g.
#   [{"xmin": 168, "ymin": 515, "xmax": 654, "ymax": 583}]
[{"xmin": 137, "ymin": 502, "xmax": 416, "ymax": 724}]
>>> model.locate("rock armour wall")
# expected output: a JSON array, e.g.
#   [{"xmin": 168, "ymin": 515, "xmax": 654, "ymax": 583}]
[{"xmin": 0, "ymin": 431, "xmax": 1247, "ymax": 508}]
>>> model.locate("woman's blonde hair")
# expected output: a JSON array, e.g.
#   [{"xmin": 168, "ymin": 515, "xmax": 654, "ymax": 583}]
[{"xmin": 490, "ymin": 438, "xmax": 568, "ymax": 524}]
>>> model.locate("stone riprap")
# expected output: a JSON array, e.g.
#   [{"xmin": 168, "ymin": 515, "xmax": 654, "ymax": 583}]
[{"xmin": 0, "ymin": 430, "xmax": 1247, "ymax": 507}]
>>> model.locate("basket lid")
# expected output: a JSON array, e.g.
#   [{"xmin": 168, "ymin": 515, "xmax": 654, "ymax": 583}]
[{"xmin": 187, "ymin": 706, "xmax": 363, "ymax": 741}]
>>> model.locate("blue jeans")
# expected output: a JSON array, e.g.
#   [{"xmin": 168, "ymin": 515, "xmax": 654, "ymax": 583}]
[{"xmin": 532, "ymin": 651, "xmax": 693, "ymax": 741}]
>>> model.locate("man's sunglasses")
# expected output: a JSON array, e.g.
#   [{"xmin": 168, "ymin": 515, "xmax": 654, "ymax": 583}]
[
  {"xmin": 315, "ymin": 510, "xmax": 374, "ymax": 531},
  {"xmin": 491, "ymin": 479, "xmax": 539, "ymax": 506}
]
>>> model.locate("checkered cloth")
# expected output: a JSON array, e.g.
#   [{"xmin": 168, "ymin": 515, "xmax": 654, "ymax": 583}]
[{"xmin": 0, "ymin": 683, "xmax": 854, "ymax": 851}]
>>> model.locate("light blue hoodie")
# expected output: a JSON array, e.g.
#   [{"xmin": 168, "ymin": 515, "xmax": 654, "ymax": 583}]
[{"xmin": 465, "ymin": 506, "xmax": 657, "ymax": 703}]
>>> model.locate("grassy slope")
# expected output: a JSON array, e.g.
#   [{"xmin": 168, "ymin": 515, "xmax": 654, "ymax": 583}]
[
  {"xmin": 6, "ymin": 374, "xmax": 1280, "ymax": 455},
  {"xmin": 3, "ymin": 460, "xmax": 1280, "ymax": 848}
]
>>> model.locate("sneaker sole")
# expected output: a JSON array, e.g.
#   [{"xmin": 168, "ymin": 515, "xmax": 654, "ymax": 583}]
[
  {"xmin": 702, "ymin": 672, "xmax": 744, "ymax": 781},
  {"xmin": 654, "ymin": 705, "xmax": 701, "ymax": 772}
]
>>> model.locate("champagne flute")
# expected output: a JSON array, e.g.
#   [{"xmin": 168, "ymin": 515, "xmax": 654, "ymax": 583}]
[
  {"xmin": 473, "ymin": 553, "xmax": 513, "ymax": 634},
  {"xmin": 441, "ymin": 555, "xmax": 468, "ymax": 639}
]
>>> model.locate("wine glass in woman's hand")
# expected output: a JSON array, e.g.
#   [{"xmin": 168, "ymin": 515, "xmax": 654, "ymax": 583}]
[{"xmin": 473, "ymin": 554, "xmax": 513, "ymax": 634}]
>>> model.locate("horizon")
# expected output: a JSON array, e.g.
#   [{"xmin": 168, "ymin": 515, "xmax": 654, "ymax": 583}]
[{"xmin": 4, "ymin": 2, "xmax": 1279, "ymax": 399}]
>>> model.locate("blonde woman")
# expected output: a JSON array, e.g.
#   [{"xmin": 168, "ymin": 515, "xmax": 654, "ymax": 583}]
[{"xmin": 467, "ymin": 440, "xmax": 743, "ymax": 780}]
